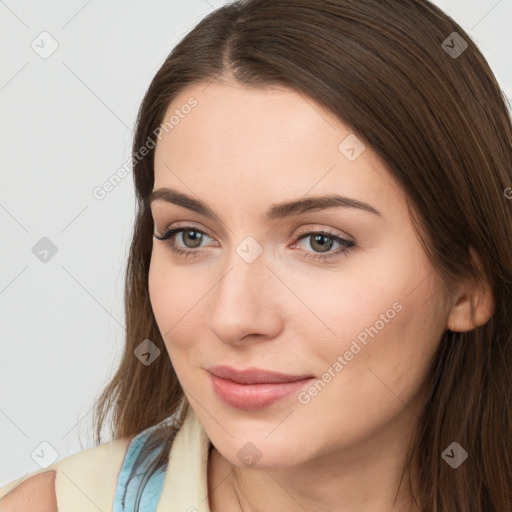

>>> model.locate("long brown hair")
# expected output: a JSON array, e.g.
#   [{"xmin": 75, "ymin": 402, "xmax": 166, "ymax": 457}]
[{"xmin": 92, "ymin": 1, "xmax": 512, "ymax": 510}]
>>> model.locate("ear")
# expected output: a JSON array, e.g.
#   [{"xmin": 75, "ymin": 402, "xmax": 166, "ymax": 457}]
[{"xmin": 446, "ymin": 247, "xmax": 495, "ymax": 332}]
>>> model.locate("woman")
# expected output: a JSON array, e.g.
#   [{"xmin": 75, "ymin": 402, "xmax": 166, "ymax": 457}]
[{"xmin": 1, "ymin": 0, "xmax": 511, "ymax": 510}]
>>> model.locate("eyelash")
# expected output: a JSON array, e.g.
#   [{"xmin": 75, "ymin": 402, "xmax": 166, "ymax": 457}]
[{"xmin": 153, "ymin": 225, "xmax": 355, "ymax": 263}]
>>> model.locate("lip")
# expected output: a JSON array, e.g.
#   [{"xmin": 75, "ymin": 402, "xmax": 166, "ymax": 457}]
[
  {"xmin": 208, "ymin": 365, "xmax": 313, "ymax": 384},
  {"xmin": 207, "ymin": 365, "xmax": 315, "ymax": 411}
]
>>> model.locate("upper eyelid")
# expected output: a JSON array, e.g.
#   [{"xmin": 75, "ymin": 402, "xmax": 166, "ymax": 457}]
[
  {"xmin": 151, "ymin": 211, "xmax": 354, "ymax": 240},
  {"xmin": 157, "ymin": 222, "xmax": 213, "ymax": 239}
]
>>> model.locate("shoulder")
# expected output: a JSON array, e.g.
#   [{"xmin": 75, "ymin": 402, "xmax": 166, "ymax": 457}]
[
  {"xmin": 0, "ymin": 470, "xmax": 57, "ymax": 511},
  {"xmin": 0, "ymin": 437, "xmax": 132, "ymax": 512}
]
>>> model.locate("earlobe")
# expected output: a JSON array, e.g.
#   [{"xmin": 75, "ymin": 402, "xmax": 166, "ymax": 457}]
[
  {"xmin": 446, "ymin": 249, "xmax": 495, "ymax": 333},
  {"xmin": 446, "ymin": 293, "xmax": 493, "ymax": 332}
]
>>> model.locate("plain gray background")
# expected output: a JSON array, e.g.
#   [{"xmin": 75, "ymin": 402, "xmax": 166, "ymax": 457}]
[{"xmin": 1, "ymin": 0, "xmax": 511, "ymax": 486}]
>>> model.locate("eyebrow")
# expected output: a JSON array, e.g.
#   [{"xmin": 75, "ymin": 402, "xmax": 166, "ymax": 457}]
[{"xmin": 147, "ymin": 187, "xmax": 382, "ymax": 220}]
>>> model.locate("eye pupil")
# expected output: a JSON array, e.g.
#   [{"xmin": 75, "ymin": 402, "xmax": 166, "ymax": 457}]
[{"xmin": 311, "ymin": 234, "xmax": 333, "ymax": 253}]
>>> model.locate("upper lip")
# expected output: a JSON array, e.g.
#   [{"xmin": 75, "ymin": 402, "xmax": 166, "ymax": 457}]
[{"xmin": 208, "ymin": 365, "xmax": 313, "ymax": 384}]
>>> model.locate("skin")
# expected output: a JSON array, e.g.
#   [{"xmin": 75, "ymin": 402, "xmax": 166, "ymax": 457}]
[
  {"xmin": 148, "ymin": 80, "xmax": 494, "ymax": 512},
  {"xmin": 0, "ymin": 471, "xmax": 57, "ymax": 511}
]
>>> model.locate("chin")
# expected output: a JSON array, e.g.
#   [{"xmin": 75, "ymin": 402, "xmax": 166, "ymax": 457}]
[{"xmin": 215, "ymin": 434, "xmax": 309, "ymax": 471}]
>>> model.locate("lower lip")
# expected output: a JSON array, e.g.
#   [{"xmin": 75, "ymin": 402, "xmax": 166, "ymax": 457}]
[{"xmin": 209, "ymin": 373, "xmax": 314, "ymax": 411}]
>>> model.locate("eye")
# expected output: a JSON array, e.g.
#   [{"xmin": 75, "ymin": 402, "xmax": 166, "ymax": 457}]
[
  {"xmin": 292, "ymin": 229, "xmax": 355, "ymax": 262},
  {"xmin": 153, "ymin": 224, "xmax": 355, "ymax": 263},
  {"xmin": 153, "ymin": 225, "xmax": 214, "ymax": 258}
]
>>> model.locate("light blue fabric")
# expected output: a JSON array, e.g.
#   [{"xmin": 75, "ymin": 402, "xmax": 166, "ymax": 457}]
[{"xmin": 112, "ymin": 424, "xmax": 167, "ymax": 512}]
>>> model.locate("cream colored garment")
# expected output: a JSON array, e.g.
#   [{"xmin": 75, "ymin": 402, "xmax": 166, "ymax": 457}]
[
  {"xmin": 157, "ymin": 406, "xmax": 212, "ymax": 512},
  {"xmin": 0, "ymin": 438, "xmax": 130, "ymax": 510},
  {"xmin": 0, "ymin": 406, "xmax": 213, "ymax": 511}
]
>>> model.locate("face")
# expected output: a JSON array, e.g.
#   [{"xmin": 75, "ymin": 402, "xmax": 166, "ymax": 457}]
[{"xmin": 148, "ymin": 80, "xmax": 453, "ymax": 470}]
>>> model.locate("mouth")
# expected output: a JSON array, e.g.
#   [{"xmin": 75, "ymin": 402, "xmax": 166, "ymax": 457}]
[
  {"xmin": 207, "ymin": 365, "xmax": 314, "ymax": 384},
  {"xmin": 207, "ymin": 365, "xmax": 315, "ymax": 411}
]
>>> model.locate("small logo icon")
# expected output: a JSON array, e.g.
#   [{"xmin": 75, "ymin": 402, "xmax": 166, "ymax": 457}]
[
  {"xmin": 441, "ymin": 441, "xmax": 468, "ymax": 468},
  {"xmin": 134, "ymin": 338, "xmax": 161, "ymax": 365},
  {"xmin": 31, "ymin": 31, "xmax": 59, "ymax": 59},
  {"xmin": 338, "ymin": 134, "xmax": 366, "ymax": 161},
  {"xmin": 237, "ymin": 442, "xmax": 263, "ymax": 467},
  {"xmin": 442, "ymin": 32, "xmax": 468, "ymax": 59},
  {"xmin": 32, "ymin": 237, "xmax": 58, "ymax": 263},
  {"xmin": 31, "ymin": 441, "xmax": 59, "ymax": 468},
  {"xmin": 236, "ymin": 236, "xmax": 263, "ymax": 264}
]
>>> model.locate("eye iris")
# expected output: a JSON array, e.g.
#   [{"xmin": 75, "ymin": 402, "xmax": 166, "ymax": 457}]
[
  {"xmin": 182, "ymin": 230, "xmax": 203, "ymax": 248},
  {"xmin": 310, "ymin": 234, "xmax": 333, "ymax": 253}
]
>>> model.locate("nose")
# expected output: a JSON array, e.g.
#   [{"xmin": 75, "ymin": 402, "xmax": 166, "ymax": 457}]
[{"xmin": 207, "ymin": 249, "xmax": 283, "ymax": 346}]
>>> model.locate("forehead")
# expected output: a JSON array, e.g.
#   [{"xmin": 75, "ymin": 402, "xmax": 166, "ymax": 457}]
[
  {"xmin": 153, "ymin": 81, "xmax": 405, "ymax": 217},
  {"xmin": 157, "ymin": 81, "xmax": 349, "ymax": 165}
]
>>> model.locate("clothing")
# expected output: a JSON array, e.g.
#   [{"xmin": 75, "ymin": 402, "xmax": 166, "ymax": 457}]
[{"xmin": 0, "ymin": 406, "xmax": 213, "ymax": 511}]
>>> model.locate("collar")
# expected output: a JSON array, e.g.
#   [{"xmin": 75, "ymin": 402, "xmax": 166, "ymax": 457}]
[{"xmin": 156, "ymin": 405, "xmax": 213, "ymax": 511}]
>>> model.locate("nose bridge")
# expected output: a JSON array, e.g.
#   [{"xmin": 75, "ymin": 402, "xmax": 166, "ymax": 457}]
[
  {"xmin": 215, "ymin": 239, "xmax": 269, "ymax": 307},
  {"xmin": 207, "ymin": 237, "xmax": 280, "ymax": 342}
]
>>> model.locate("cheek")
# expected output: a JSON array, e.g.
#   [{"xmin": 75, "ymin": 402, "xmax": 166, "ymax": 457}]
[
  {"xmin": 148, "ymin": 250, "xmax": 207, "ymax": 352},
  {"xmin": 297, "ymin": 268, "xmax": 410, "ymax": 367},
  {"xmin": 148, "ymin": 251, "xmax": 179, "ymax": 341},
  {"xmin": 310, "ymin": 243, "xmax": 446, "ymax": 393},
  {"xmin": 148, "ymin": 252, "xmax": 170, "ymax": 329}
]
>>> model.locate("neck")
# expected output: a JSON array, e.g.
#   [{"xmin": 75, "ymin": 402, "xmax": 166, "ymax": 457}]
[{"xmin": 207, "ymin": 409, "xmax": 422, "ymax": 512}]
